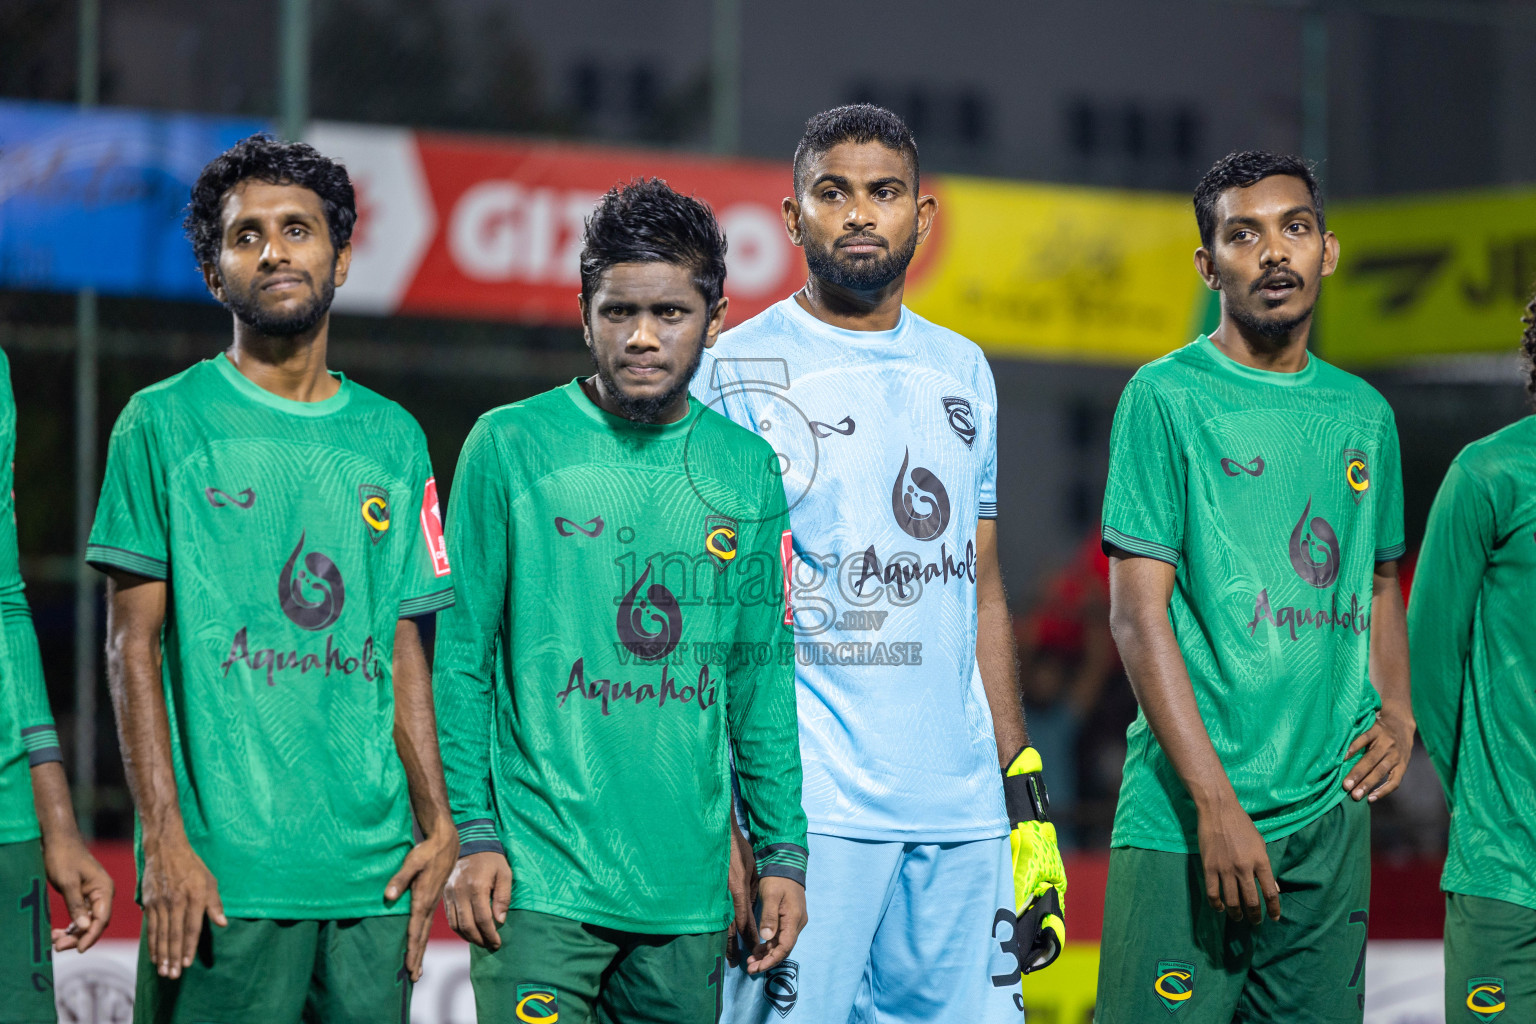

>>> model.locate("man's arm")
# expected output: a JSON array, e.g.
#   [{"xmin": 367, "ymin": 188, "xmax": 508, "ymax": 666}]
[
  {"xmin": 1342, "ymin": 561, "xmax": 1414, "ymax": 801},
  {"xmin": 1107, "ymin": 554, "xmax": 1281, "ymax": 925},
  {"xmin": 31, "ymin": 762, "xmax": 113, "ymax": 951},
  {"xmin": 385, "ymin": 617, "xmax": 459, "ymax": 981},
  {"xmin": 1407, "ymin": 461, "xmax": 1490, "ymax": 793},
  {"xmin": 727, "ymin": 473, "xmax": 806, "ymax": 975},
  {"xmin": 436, "ymin": 421, "xmax": 515, "ymax": 950},
  {"xmin": 975, "ymin": 518, "xmax": 1027, "ymax": 766},
  {"xmin": 104, "ymin": 570, "xmax": 226, "ymax": 979}
]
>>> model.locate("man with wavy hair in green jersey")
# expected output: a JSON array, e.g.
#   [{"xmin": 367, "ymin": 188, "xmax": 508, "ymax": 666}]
[
  {"xmin": 1411, "ymin": 292, "xmax": 1536, "ymax": 1024},
  {"xmin": 89, "ymin": 135, "xmax": 459, "ymax": 1023},
  {"xmin": 436, "ymin": 178, "xmax": 807, "ymax": 1024},
  {"xmin": 1096, "ymin": 151, "xmax": 1413, "ymax": 1023}
]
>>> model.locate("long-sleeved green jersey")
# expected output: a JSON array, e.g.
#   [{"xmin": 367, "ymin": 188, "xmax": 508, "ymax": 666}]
[
  {"xmin": 1410, "ymin": 416, "xmax": 1536, "ymax": 911},
  {"xmin": 435, "ymin": 380, "xmax": 806, "ymax": 934},
  {"xmin": 0, "ymin": 349, "xmax": 61, "ymax": 844}
]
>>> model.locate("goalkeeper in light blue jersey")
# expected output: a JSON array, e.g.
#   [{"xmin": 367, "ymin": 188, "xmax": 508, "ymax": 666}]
[{"xmin": 692, "ymin": 104, "xmax": 1064, "ymax": 1024}]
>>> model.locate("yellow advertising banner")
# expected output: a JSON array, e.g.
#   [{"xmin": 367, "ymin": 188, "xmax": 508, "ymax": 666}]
[
  {"xmin": 906, "ymin": 177, "xmax": 1207, "ymax": 364},
  {"xmin": 1318, "ymin": 188, "xmax": 1536, "ymax": 366}
]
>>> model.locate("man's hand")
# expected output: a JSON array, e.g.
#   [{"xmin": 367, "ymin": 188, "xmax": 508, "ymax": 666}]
[
  {"xmin": 442, "ymin": 851, "xmax": 513, "ymax": 951},
  {"xmin": 727, "ymin": 820, "xmax": 759, "ymax": 966},
  {"xmin": 1344, "ymin": 706, "xmax": 1415, "ymax": 802},
  {"xmin": 141, "ymin": 834, "xmax": 226, "ymax": 978},
  {"xmin": 42, "ymin": 836, "xmax": 113, "ymax": 953},
  {"xmin": 1196, "ymin": 796, "xmax": 1280, "ymax": 925},
  {"xmin": 746, "ymin": 877, "xmax": 805, "ymax": 974},
  {"xmin": 386, "ymin": 829, "xmax": 459, "ymax": 980}
]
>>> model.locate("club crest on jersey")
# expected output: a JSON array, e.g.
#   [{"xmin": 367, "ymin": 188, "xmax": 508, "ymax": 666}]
[
  {"xmin": 1154, "ymin": 959, "xmax": 1195, "ymax": 1013},
  {"xmin": 359, "ymin": 484, "xmax": 390, "ymax": 542},
  {"xmin": 1289, "ymin": 497, "xmax": 1340, "ymax": 589},
  {"xmin": 942, "ymin": 396, "xmax": 976, "ymax": 447},
  {"xmin": 514, "ymin": 985, "xmax": 558, "ymax": 1024},
  {"xmin": 1343, "ymin": 448, "xmax": 1370, "ymax": 504},
  {"xmin": 705, "ymin": 515, "xmax": 738, "ymax": 572},
  {"xmin": 1467, "ymin": 978, "xmax": 1506, "ymax": 1021},
  {"xmin": 765, "ymin": 959, "xmax": 799, "ymax": 1017}
]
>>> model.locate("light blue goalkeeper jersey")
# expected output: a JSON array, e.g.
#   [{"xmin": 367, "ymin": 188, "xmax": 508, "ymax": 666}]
[{"xmin": 692, "ymin": 296, "xmax": 1006, "ymax": 841}]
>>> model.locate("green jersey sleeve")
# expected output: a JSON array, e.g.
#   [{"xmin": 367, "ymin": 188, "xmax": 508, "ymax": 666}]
[
  {"xmin": 1101, "ymin": 380, "xmax": 1186, "ymax": 565},
  {"xmin": 1374, "ymin": 411, "xmax": 1407, "ymax": 562},
  {"xmin": 398, "ymin": 429, "xmax": 455, "ymax": 618},
  {"xmin": 86, "ymin": 397, "xmax": 171, "ymax": 580},
  {"xmin": 1408, "ymin": 459, "xmax": 1492, "ymax": 793},
  {"xmin": 0, "ymin": 358, "xmax": 57, "ymax": 768},
  {"xmin": 434, "ymin": 419, "xmax": 510, "ymax": 857},
  {"xmin": 727, "ymin": 467, "xmax": 808, "ymax": 884}
]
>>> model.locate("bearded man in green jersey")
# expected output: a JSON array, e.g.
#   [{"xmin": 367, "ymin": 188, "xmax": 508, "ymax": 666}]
[
  {"xmin": 436, "ymin": 178, "xmax": 808, "ymax": 1024},
  {"xmin": 0, "ymin": 348, "xmax": 115, "ymax": 1024},
  {"xmin": 1095, "ymin": 151, "xmax": 1415, "ymax": 1023},
  {"xmin": 1410, "ymin": 294, "xmax": 1536, "ymax": 1024},
  {"xmin": 89, "ymin": 136, "xmax": 459, "ymax": 1023}
]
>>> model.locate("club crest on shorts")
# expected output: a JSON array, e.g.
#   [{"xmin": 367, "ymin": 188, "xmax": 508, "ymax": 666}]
[
  {"xmin": 705, "ymin": 514, "xmax": 738, "ymax": 572},
  {"xmin": 765, "ymin": 959, "xmax": 799, "ymax": 1017},
  {"xmin": 1154, "ymin": 959, "xmax": 1195, "ymax": 1013},
  {"xmin": 1343, "ymin": 448, "xmax": 1371, "ymax": 504},
  {"xmin": 515, "ymin": 984, "xmax": 559, "ymax": 1023},
  {"xmin": 1467, "ymin": 977, "xmax": 1506, "ymax": 1021},
  {"xmin": 359, "ymin": 484, "xmax": 390, "ymax": 543}
]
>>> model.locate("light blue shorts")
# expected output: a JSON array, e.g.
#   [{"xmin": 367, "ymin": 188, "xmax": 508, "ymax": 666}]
[{"xmin": 724, "ymin": 832, "xmax": 1025, "ymax": 1023}]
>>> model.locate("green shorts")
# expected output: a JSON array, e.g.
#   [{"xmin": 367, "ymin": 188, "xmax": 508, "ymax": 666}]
[
  {"xmin": 0, "ymin": 840, "xmax": 54, "ymax": 1024},
  {"xmin": 133, "ymin": 915, "xmax": 410, "ymax": 1024},
  {"xmin": 1095, "ymin": 796, "xmax": 1370, "ymax": 1023},
  {"xmin": 469, "ymin": 909, "xmax": 727, "ymax": 1024},
  {"xmin": 1444, "ymin": 891, "xmax": 1536, "ymax": 1023}
]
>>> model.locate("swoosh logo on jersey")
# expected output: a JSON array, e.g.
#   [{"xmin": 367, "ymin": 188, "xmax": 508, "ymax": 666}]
[
  {"xmin": 1288, "ymin": 497, "xmax": 1340, "ymax": 589},
  {"xmin": 809, "ymin": 417, "xmax": 855, "ymax": 438},
  {"xmin": 891, "ymin": 448, "xmax": 951, "ymax": 541},
  {"xmin": 615, "ymin": 562, "xmax": 682, "ymax": 662},
  {"xmin": 205, "ymin": 487, "xmax": 256, "ymax": 509},
  {"xmin": 1220, "ymin": 456, "xmax": 1265, "ymax": 477},
  {"xmin": 555, "ymin": 516, "xmax": 605, "ymax": 538},
  {"xmin": 278, "ymin": 532, "xmax": 346, "ymax": 630}
]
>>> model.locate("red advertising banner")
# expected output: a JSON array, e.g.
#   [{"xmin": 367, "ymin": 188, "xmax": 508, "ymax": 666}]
[{"xmin": 311, "ymin": 123, "xmax": 810, "ymax": 327}]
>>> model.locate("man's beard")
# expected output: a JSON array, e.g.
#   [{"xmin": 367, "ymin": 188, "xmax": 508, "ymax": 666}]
[
  {"xmin": 804, "ymin": 230, "xmax": 918, "ymax": 292},
  {"xmin": 1221, "ymin": 265, "xmax": 1317, "ymax": 349},
  {"xmin": 590, "ymin": 335, "xmax": 706, "ymax": 424},
  {"xmin": 224, "ymin": 272, "xmax": 335, "ymax": 337}
]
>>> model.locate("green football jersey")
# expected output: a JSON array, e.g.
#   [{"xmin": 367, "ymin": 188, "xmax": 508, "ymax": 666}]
[
  {"xmin": 1410, "ymin": 416, "xmax": 1536, "ymax": 911},
  {"xmin": 0, "ymin": 349, "xmax": 61, "ymax": 844},
  {"xmin": 87, "ymin": 355, "xmax": 455, "ymax": 918},
  {"xmin": 435, "ymin": 380, "xmax": 807, "ymax": 934},
  {"xmin": 1101, "ymin": 336, "xmax": 1405, "ymax": 852}
]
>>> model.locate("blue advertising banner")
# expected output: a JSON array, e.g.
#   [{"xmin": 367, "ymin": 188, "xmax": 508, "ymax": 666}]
[{"xmin": 0, "ymin": 100, "xmax": 268, "ymax": 299}]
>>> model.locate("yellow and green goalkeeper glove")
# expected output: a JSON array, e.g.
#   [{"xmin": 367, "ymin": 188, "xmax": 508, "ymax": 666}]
[{"xmin": 1004, "ymin": 745, "xmax": 1066, "ymax": 974}]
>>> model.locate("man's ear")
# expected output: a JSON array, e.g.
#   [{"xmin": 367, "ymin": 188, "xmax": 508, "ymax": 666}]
[
  {"xmin": 704, "ymin": 296, "xmax": 730, "ymax": 349},
  {"xmin": 782, "ymin": 196, "xmax": 804, "ymax": 247},
  {"xmin": 1193, "ymin": 247, "xmax": 1220, "ymax": 292},
  {"xmin": 1320, "ymin": 231, "xmax": 1340, "ymax": 280},
  {"xmin": 332, "ymin": 241, "xmax": 352, "ymax": 287},
  {"xmin": 202, "ymin": 261, "xmax": 226, "ymax": 303},
  {"xmin": 577, "ymin": 294, "xmax": 593, "ymax": 346}
]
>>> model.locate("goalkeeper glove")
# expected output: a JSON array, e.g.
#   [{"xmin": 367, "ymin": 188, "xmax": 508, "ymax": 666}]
[{"xmin": 1004, "ymin": 745, "xmax": 1066, "ymax": 974}]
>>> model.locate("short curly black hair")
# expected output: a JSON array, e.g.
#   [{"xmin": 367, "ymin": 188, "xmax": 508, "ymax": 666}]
[
  {"xmin": 183, "ymin": 134, "xmax": 356, "ymax": 269},
  {"xmin": 1193, "ymin": 150, "xmax": 1324, "ymax": 250},
  {"xmin": 579, "ymin": 178, "xmax": 727, "ymax": 311},
  {"xmin": 793, "ymin": 104, "xmax": 919, "ymax": 198}
]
